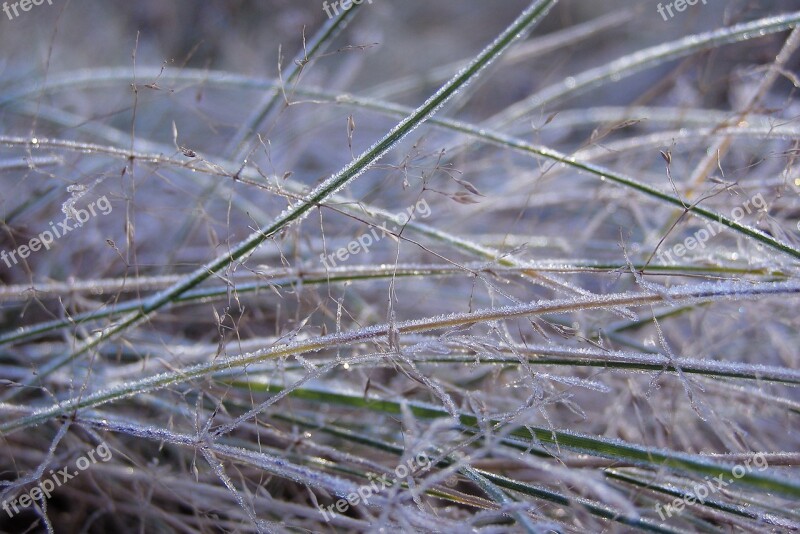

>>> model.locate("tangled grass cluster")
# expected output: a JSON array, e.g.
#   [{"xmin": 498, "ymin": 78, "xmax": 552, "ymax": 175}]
[{"xmin": 1, "ymin": 1, "xmax": 799, "ymax": 532}]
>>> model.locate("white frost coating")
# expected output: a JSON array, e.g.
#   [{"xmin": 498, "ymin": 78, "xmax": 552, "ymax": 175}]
[
  {"xmin": 532, "ymin": 372, "xmax": 612, "ymax": 392},
  {"xmin": 202, "ymin": 448, "xmax": 267, "ymax": 533},
  {"xmin": 514, "ymin": 344, "xmax": 800, "ymax": 383},
  {"xmin": 13, "ymin": 278, "xmax": 800, "ymax": 434},
  {"xmin": 79, "ymin": 415, "xmax": 364, "ymax": 496}
]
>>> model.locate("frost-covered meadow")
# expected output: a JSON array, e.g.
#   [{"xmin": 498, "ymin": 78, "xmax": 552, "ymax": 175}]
[{"xmin": 1, "ymin": 1, "xmax": 799, "ymax": 532}]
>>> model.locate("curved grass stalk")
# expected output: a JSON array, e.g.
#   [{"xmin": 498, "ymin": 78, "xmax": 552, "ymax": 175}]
[
  {"xmin": 2, "ymin": 279, "xmax": 798, "ymax": 435},
  {"xmin": 0, "ymin": 135, "xmax": 208, "ymax": 168},
  {"xmin": 0, "ymin": 260, "xmax": 782, "ymax": 349},
  {"xmin": 529, "ymin": 106, "xmax": 794, "ymax": 132},
  {"xmin": 487, "ymin": 12, "xmax": 800, "ymax": 126},
  {"xmin": 573, "ymin": 125, "xmax": 800, "ymax": 163},
  {"xmin": 123, "ymin": 73, "xmax": 800, "ymax": 263},
  {"xmin": 187, "ymin": 339, "xmax": 800, "ymax": 387},
  {"xmin": 412, "ymin": 117, "xmax": 800, "ymax": 261},
  {"xmin": 9, "ymin": 68, "xmax": 798, "ymax": 262},
  {"xmin": 0, "ymin": 131, "xmax": 276, "ymax": 245},
  {"xmin": 0, "ymin": 265, "xmax": 469, "ymax": 347}
]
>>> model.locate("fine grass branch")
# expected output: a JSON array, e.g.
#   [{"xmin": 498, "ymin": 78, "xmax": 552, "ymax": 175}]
[{"xmin": 225, "ymin": 3, "xmax": 364, "ymax": 161}]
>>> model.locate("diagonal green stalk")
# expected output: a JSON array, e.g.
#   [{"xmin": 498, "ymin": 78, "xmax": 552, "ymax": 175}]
[
  {"xmin": 228, "ymin": 382, "xmax": 800, "ymax": 499},
  {"xmin": 398, "ymin": 115, "xmax": 800, "ymax": 261},
  {"xmin": 2, "ymin": 7, "xmax": 798, "ymax": 532},
  {"xmin": 166, "ymin": 5, "xmax": 365, "ymax": 269},
  {"xmin": 365, "ymin": 12, "xmax": 631, "ymax": 99},
  {"xmin": 18, "ymin": 0, "xmax": 559, "ymax": 389}
]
